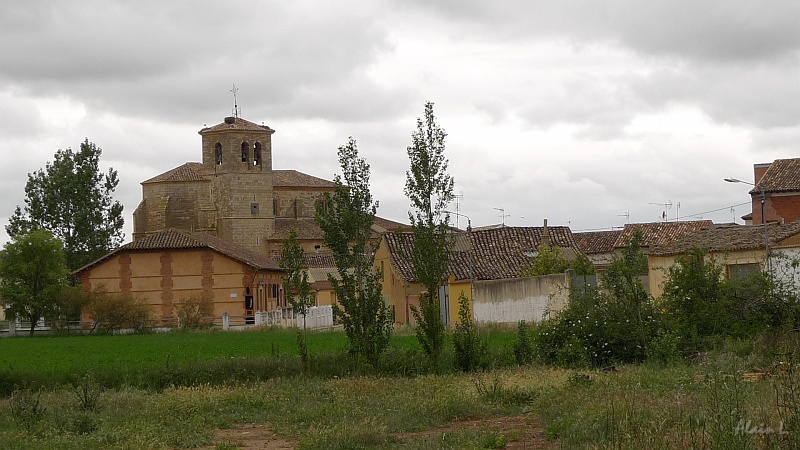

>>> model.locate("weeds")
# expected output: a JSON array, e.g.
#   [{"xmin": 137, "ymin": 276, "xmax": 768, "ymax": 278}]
[
  {"xmin": 71, "ymin": 372, "xmax": 101, "ymax": 411},
  {"xmin": 9, "ymin": 388, "xmax": 44, "ymax": 431},
  {"xmin": 473, "ymin": 372, "xmax": 537, "ymax": 406}
]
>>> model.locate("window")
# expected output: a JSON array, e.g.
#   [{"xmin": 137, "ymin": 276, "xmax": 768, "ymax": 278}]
[
  {"xmin": 241, "ymin": 142, "xmax": 249, "ymax": 163},
  {"xmin": 727, "ymin": 263, "xmax": 761, "ymax": 282},
  {"xmin": 273, "ymin": 199, "xmax": 278, "ymax": 216},
  {"xmin": 215, "ymin": 143, "xmax": 222, "ymax": 165},
  {"xmin": 253, "ymin": 142, "xmax": 262, "ymax": 166}
]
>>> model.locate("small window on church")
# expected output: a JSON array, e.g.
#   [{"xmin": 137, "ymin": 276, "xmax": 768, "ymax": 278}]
[
  {"xmin": 273, "ymin": 198, "xmax": 278, "ymax": 216},
  {"xmin": 254, "ymin": 142, "xmax": 262, "ymax": 166},
  {"xmin": 215, "ymin": 142, "xmax": 222, "ymax": 165},
  {"xmin": 241, "ymin": 142, "xmax": 249, "ymax": 163}
]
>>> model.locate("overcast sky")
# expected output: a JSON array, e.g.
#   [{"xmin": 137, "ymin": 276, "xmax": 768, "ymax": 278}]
[{"xmin": 2, "ymin": 1, "xmax": 799, "ymax": 244}]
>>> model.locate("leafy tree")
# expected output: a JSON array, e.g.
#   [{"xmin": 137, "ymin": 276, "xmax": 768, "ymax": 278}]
[
  {"xmin": 405, "ymin": 101, "xmax": 454, "ymax": 370},
  {"xmin": 315, "ymin": 137, "xmax": 393, "ymax": 366},
  {"xmin": 280, "ymin": 228, "xmax": 314, "ymax": 327},
  {"xmin": 0, "ymin": 229, "xmax": 68, "ymax": 336},
  {"xmin": 175, "ymin": 294, "xmax": 214, "ymax": 330},
  {"xmin": 7, "ymin": 139, "xmax": 124, "ymax": 271},
  {"xmin": 280, "ymin": 228, "xmax": 315, "ymax": 370}
]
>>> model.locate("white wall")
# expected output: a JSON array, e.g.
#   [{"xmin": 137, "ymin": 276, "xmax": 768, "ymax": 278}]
[{"xmin": 472, "ymin": 273, "xmax": 569, "ymax": 324}]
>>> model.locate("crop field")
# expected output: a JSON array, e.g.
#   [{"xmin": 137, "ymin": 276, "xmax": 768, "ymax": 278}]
[{"xmin": 0, "ymin": 328, "xmax": 797, "ymax": 449}]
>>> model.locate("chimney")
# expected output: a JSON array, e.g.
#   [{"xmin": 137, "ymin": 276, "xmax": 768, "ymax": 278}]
[
  {"xmin": 541, "ymin": 218, "xmax": 551, "ymax": 248},
  {"xmin": 754, "ymin": 162, "xmax": 771, "ymax": 185}
]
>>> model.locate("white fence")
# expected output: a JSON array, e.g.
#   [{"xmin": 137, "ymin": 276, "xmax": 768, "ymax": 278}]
[{"xmin": 0, "ymin": 305, "xmax": 337, "ymax": 337}]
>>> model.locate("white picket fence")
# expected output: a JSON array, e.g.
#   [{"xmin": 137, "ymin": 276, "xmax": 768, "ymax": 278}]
[{"xmin": 0, "ymin": 305, "xmax": 337, "ymax": 337}]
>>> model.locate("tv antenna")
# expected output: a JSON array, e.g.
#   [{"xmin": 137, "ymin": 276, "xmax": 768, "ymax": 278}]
[
  {"xmin": 452, "ymin": 192, "xmax": 464, "ymax": 228},
  {"xmin": 230, "ymin": 84, "xmax": 240, "ymax": 118},
  {"xmin": 618, "ymin": 210, "xmax": 630, "ymax": 223},
  {"xmin": 493, "ymin": 207, "xmax": 510, "ymax": 226},
  {"xmin": 649, "ymin": 201, "xmax": 673, "ymax": 222}
]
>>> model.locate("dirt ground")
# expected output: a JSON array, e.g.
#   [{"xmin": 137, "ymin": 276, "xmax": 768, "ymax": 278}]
[{"xmin": 199, "ymin": 415, "xmax": 553, "ymax": 449}]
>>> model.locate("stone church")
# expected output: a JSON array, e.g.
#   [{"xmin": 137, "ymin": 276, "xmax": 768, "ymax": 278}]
[
  {"xmin": 132, "ymin": 115, "xmax": 339, "ymax": 255},
  {"xmin": 76, "ymin": 115, "xmax": 406, "ymax": 323}
]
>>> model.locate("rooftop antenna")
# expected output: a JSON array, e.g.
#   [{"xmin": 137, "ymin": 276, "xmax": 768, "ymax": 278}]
[
  {"xmin": 649, "ymin": 201, "xmax": 673, "ymax": 222},
  {"xmin": 452, "ymin": 192, "xmax": 464, "ymax": 228},
  {"xmin": 618, "ymin": 210, "xmax": 630, "ymax": 223},
  {"xmin": 493, "ymin": 207, "xmax": 510, "ymax": 226},
  {"xmin": 230, "ymin": 84, "xmax": 240, "ymax": 118}
]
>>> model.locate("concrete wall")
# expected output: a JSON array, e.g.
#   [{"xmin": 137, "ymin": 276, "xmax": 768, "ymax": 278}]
[{"xmin": 472, "ymin": 273, "xmax": 570, "ymax": 324}]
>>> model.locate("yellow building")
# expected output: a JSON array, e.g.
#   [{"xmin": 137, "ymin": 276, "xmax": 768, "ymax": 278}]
[
  {"xmin": 648, "ymin": 221, "xmax": 800, "ymax": 299},
  {"xmin": 376, "ymin": 224, "xmax": 584, "ymax": 326},
  {"xmin": 76, "ymin": 228, "xmax": 284, "ymax": 324}
]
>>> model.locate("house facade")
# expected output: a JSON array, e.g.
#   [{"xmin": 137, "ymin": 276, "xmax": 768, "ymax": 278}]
[
  {"xmin": 647, "ymin": 221, "xmax": 800, "ymax": 299},
  {"xmin": 748, "ymin": 158, "xmax": 800, "ymax": 225},
  {"xmin": 76, "ymin": 229, "xmax": 285, "ymax": 324},
  {"xmin": 376, "ymin": 224, "xmax": 583, "ymax": 326}
]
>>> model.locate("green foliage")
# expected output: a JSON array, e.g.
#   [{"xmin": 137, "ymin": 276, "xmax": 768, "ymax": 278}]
[
  {"xmin": 513, "ymin": 321, "xmax": 534, "ymax": 365},
  {"xmin": 87, "ymin": 288, "xmax": 154, "ymax": 334},
  {"xmin": 175, "ymin": 294, "xmax": 214, "ymax": 330},
  {"xmin": 519, "ymin": 245, "xmax": 596, "ymax": 277},
  {"xmin": 534, "ymin": 231, "xmax": 658, "ymax": 367},
  {"xmin": 452, "ymin": 291, "xmax": 488, "ymax": 372},
  {"xmin": 9, "ymin": 388, "xmax": 45, "ymax": 431},
  {"xmin": 280, "ymin": 228, "xmax": 314, "ymax": 326},
  {"xmin": 315, "ymin": 137, "xmax": 393, "ymax": 366},
  {"xmin": 0, "ymin": 229, "xmax": 69, "ymax": 336},
  {"xmin": 48, "ymin": 284, "xmax": 90, "ymax": 334},
  {"xmin": 405, "ymin": 101, "xmax": 454, "ymax": 370},
  {"xmin": 661, "ymin": 248, "xmax": 799, "ymax": 353},
  {"xmin": 6, "ymin": 139, "xmax": 124, "ymax": 271}
]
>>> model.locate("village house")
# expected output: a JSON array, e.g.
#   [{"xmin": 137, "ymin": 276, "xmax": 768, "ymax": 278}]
[
  {"xmin": 376, "ymin": 222, "xmax": 584, "ymax": 326},
  {"xmin": 744, "ymin": 158, "xmax": 800, "ymax": 225},
  {"xmin": 647, "ymin": 221, "xmax": 800, "ymax": 299}
]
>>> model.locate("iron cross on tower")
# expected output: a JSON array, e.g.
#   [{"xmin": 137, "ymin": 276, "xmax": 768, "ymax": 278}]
[{"xmin": 230, "ymin": 84, "xmax": 240, "ymax": 118}]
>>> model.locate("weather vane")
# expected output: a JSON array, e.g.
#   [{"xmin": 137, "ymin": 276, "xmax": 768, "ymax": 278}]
[{"xmin": 230, "ymin": 84, "xmax": 240, "ymax": 118}]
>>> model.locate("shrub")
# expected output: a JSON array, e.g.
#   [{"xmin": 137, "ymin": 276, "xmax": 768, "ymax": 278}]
[
  {"xmin": 452, "ymin": 291, "xmax": 487, "ymax": 372},
  {"xmin": 175, "ymin": 294, "xmax": 214, "ymax": 330},
  {"xmin": 10, "ymin": 388, "xmax": 45, "ymax": 431},
  {"xmin": 87, "ymin": 288, "xmax": 154, "ymax": 334},
  {"xmin": 513, "ymin": 320, "xmax": 534, "ymax": 365}
]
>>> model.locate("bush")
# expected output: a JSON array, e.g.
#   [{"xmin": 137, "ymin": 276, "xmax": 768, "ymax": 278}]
[
  {"xmin": 87, "ymin": 288, "xmax": 154, "ymax": 334},
  {"xmin": 534, "ymin": 231, "xmax": 658, "ymax": 368},
  {"xmin": 513, "ymin": 321, "xmax": 534, "ymax": 365},
  {"xmin": 175, "ymin": 294, "xmax": 214, "ymax": 330},
  {"xmin": 452, "ymin": 292, "xmax": 488, "ymax": 372}
]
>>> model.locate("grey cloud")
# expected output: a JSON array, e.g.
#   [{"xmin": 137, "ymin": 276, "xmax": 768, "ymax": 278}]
[{"xmin": 407, "ymin": 0, "xmax": 800, "ymax": 62}]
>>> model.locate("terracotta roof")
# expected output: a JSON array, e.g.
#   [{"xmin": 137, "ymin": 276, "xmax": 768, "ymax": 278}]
[
  {"xmin": 303, "ymin": 253, "xmax": 337, "ymax": 268},
  {"xmin": 752, "ymin": 158, "xmax": 800, "ymax": 194},
  {"xmin": 385, "ymin": 226, "xmax": 582, "ymax": 282},
  {"xmin": 616, "ymin": 221, "xmax": 713, "ymax": 248},
  {"xmin": 198, "ymin": 117, "xmax": 275, "ymax": 135},
  {"xmin": 651, "ymin": 221, "xmax": 800, "ymax": 256},
  {"xmin": 75, "ymin": 229, "xmax": 282, "ymax": 274},
  {"xmin": 273, "ymin": 218, "xmax": 325, "ymax": 241},
  {"xmin": 142, "ymin": 163, "xmax": 206, "ymax": 184},
  {"xmin": 372, "ymin": 216, "xmax": 411, "ymax": 232},
  {"xmin": 573, "ymin": 230, "xmax": 622, "ymax": 255},
  {"xmin": 273, "ymin": 170, "xmax": 334, "ymax": 188}
]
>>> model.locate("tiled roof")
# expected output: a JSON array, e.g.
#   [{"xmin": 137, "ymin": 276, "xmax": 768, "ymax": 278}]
[
  {"xmin": 752, "ymin": 158, "xmax": 800, "ymax": 194},
  {"xmin": 651, "ymin": 221, "xmax": 800, "ymax": 256},
  {"xmin": 273, "ymin": 218, "xmax": 325, "ymax": 241},
  {"xmin": 573, "ymin": 230, "xmax": 622, "ymax": 255},
  {"xmin": 385, "ymin": 226, "xmax": 582, "ymax": 282},
  {"xmin": 273, "ymin": 170, "xmax": 334, "ymax": 188},
  {"xmin": 372, "ymin": 216, "xmax": 411, "ymax": 232},
  {"xmin": 75, "ymin": 229, "xmax": 282, "ymax": 274},
  {"xmin": 142, "ymin": 163, "xmax": 206, "ymax": 184},
  {"xmin": 198, "ymin": 117, "xmax": 275, "ymax": 134},
  {"xmin": 616, "ymin": 221, "xmax": 713, "ymax": 248},
  {"xmin": 303, "ymin": 253, "xmax": 337, "ymax": 268}
]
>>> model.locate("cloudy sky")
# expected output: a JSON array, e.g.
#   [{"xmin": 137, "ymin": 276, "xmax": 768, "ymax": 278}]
[{"xmin": 2, "ymin": 1, "xmax": 799, "ymax": 244}]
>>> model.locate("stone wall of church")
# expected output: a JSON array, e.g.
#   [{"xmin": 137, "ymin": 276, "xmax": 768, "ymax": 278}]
[
  {"xmin": 139, "ymin": 180, "xmax": 213, "ymax": 235},
  {"xmin": 273, "ymin": 189, "xmax": 328, "ymax": 219}
]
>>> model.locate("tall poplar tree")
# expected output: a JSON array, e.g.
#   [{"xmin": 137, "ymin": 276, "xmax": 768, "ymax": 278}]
[
  {"xmin": 315, "ymin": 137, "xmax": 393, "ymax": 366},
  {"xmin": 7, "ymin": 139, "xmax": 124, "ymax": 271},
  {"xmin": 404, "ymin": 101, "xmax": 454, "ymax": 370}
]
